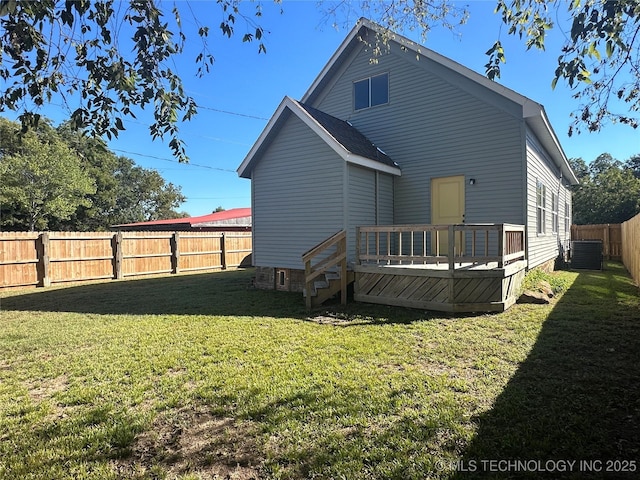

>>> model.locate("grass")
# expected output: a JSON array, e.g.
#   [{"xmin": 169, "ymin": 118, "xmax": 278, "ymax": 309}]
[{"xmin": 0, "ymin": 263, "xmax": 639, "ymax": 479}]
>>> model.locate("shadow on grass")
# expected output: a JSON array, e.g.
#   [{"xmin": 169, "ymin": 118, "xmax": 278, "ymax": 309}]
[
  {"xmin": 454, "ymin": 262, "xmax": 640, "ymax": 479},
  {"xmin": 0, "ymin": 268, "xmax": 444, "ymax": 324},
  {"xmin": 0, "ymin": 269, "xmax": 308, "ymax": 318}
]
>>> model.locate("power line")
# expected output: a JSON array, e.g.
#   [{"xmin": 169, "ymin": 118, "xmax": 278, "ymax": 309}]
[
  {"xmin": 196, "ymin": 104, "xmax": 269, "ymax": 121},
  {"xmin": 111, "ymin": 148, "xmax": 237, "ymax": 173}
]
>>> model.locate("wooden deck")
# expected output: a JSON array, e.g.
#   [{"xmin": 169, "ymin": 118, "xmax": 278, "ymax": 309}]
[{"xmin": 354, "ymin": 224, "xmax": 527, "ymax": 312}]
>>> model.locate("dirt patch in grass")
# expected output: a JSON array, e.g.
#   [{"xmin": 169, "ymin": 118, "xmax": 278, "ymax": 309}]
[
  {"xmin": 28, "ymin": 374, "xmax": 69, "ymax": 401},
  {"xmin": 306, "ymin": 311, "xmax": 354, "ymax": 326},
  {"xmin": 114, "ymin": 406, "xmax": 262, "ymax": 479}
]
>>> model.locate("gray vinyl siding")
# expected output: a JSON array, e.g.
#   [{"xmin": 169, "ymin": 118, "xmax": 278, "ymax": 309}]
[
  {"xmin": 252, "ymin": 113, "xmax": 344, "ymax": 270},
  {"xmin": 345, "ymin": 166, "xmax": 395, "ymax": 264},
  {"xmin": 525, "ymin": 129, "xmax": 572, "ymax": 268},
  {"xmin": 311, "ymin": 36, "xmax": 525, "ymax": 228},
  {"xmin": 347, "ymin": 165, "xmax": 376, "ymax": 263},
  {"xmin": 377, "ymin": 173, "xmax": 394, "ymax": 224}
]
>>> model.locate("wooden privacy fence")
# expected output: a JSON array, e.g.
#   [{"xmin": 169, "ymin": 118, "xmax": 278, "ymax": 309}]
[
  {"xmin": 621, "ymin": 213, "xmax": 640, "ymax": 286},
  {"xmin": 0, "ymin": 231, "xmax": 252, "ymax": 289},
  {"xmin": 571, "ymin": 223, "xmax": 622, "ymax": 260}
]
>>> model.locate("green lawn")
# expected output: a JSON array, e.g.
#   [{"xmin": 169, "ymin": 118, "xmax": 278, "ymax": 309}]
[{"xmin": 0, "ymin": 264, "xmax": 638, "ymax": 479}]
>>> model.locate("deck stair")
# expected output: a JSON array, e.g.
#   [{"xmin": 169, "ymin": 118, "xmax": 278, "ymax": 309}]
[
  {"xmin": 303, "ymin": 269, "xmax": 354, "ymax": 307},
  {"xmin": 301, "ymin": 230, "xmax": 350, "ymax": 309}
]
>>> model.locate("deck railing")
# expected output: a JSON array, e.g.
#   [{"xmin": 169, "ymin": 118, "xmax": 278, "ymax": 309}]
[
  {"xmin": 356, "ymin": 224, "xmax": 525, "ymax": 268},
  {"xmin": 301, "ymin": 230, "xmax": 347, "ymax": 309}
]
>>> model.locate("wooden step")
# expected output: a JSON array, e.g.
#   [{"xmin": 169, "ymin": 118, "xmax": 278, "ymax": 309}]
[{"xmin": 305, "ymin": 271, "xmax": 354, "ymax": 307}]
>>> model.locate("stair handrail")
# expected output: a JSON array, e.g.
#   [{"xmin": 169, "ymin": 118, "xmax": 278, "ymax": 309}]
[{"xmin": 302, "ymin": 230, "xmax": 347, "ymax": 310}]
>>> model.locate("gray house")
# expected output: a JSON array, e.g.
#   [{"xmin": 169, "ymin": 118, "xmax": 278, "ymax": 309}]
[{"xmin": 238, "ymin": 18, "xmax": 578, "ymax": 307}]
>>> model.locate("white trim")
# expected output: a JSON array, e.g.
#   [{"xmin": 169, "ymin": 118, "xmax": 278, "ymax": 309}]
[
  {"xmin": 300, "ymin": 17, "xmax": 578, "ymax": 186},
  {"xmin": 237, "ymin": 96, "xmax": 291, "ymax": 178},
  {"xmin": 302, "ymin": 18, "xmax": 534, "ymax": 108},
  {"xmin": 538, "ymin": 109, "xmax": 578, "ymax": 185},
  {"xmin": 353, "ymin": 71, "xmax": 390, "ymax": 111},
  {"xmin": 237, "ymin": 96, "xmax": 401, "ymax": 178},
  {"xmin": 346, "ymin": 153, "xmax": 401, "ymax": 176},
  {"xmin": 301, "ymin": 22, "xmax": 364, "ymax": 104}
]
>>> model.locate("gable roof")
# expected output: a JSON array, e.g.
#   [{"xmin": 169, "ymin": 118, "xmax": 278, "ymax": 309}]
[
  {"xmin": 297, "ymin": 102, "xmax": 397, "ymax": 170},
  {"xmin": 300, "ymin": 18, "xmax": 578, "ymax": 185},
  {"xmin": 237, "ymin": 96, "xmax": 401, "ymax": 178}
]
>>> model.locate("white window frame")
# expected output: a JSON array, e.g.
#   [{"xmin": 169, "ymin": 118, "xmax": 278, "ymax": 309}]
[
  {"xmin": 552, "ymin": 192, "xmax": 558, "ymax": 234},
  {"xmin": 536, "ymin": 180, "xmax": 546, "ymax": 235},
  {"xmin": 564, "ymin": 202, "xmax": 570, "ymax": 234},
  {"xmin": 353, "ymin": 72, "xmax": 389, "ymax": 111}
]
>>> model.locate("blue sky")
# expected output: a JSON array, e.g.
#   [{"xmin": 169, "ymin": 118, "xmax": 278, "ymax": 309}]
[{"xmin": 11, "ymin": 1, "xmax": 639, "ymax": 217}]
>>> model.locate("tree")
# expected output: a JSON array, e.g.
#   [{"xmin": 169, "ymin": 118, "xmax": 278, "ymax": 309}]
[
  {"xmin": 626, "ymin": 154, "xmax": 640, "ymax": 179},
  {"xmin": 213, "ymin": 206, "xmax": 226, "ymax": 213},
  {"xmin": 1, "ymin": 117, "xmax": 187, "ymax": 230},
  {"xmin": 82, "ymin": 155, "xmax": 186, "ymax": 226},
  {"xmin": 0, "ymin": 0, "xmax": 272, "ymax": 162},
  {"xmin": 569, "ymin": 153, "xmax": 640, "ymax": 225},
  {"xmin": 488, "ymin": 0, "xmax": 639, "ymax": 134},
  {"xmin": 0, "ymin": 121, "xmax": 96, "ymax": 230},
  {"xmin": 333, "ymin": 1, "xmax": 639, "ymax": 135},
  {"xmin": 2, "ymin": 1, "xmax": 638, "ymax": 160},
  {"xmin": 54, "ymin": 122, "xmax": 122, "ymax": 230}
]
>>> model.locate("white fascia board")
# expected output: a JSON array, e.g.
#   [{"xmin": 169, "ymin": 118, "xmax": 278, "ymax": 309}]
[
  {"xmin": 301, "ymin": 22, "xmax": 364, "ymax": 103},
  {"xmin": 526, "ymin": 109, "xmax": 579, "ymax": 185},
  {"xmin": 286, "ymin": 97, "xmax": 352, "ymax": 160},
  {"xmin": 302, "ymin": 17, "xmax": 534, "ymax": 111},
  {"xmin": 346, "ymin": 153, "xmax": 402, "ymax": 176},
  {"xmin": 237, "ymin": 96, "xmax": 291, "ymax": 178},
  {"xmin": 290, "ymin": 99, "xmax": 402, "ymax": 176},
  {"xmin": 238, "ymin": 95, "xmax": 401, "ymax": 178}
]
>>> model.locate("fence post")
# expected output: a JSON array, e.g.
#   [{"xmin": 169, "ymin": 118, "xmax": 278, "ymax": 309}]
[
  {"xmin": 604, "ymin": 224, "xmax": 610, "ymax": 260},
  {"xmin": 37, "ymin": 232, "xmax": 51, "ymax": 287},
  {"xmin": 221, "ymin": 232, "xmax": 227, "ymax": 270},
  {"xmin": 171, "ymin": 232, "xmax": 180, "ymax": 274},
  {"xmin": 113, "ymin": 232, "xmax": 123, "ymax": 279}
]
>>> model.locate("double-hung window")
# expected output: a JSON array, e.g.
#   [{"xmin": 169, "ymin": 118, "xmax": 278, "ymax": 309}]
[
  {"xmin": 354, "ymin": 73, "xmax": 389, "ymax": 110},
  {"xmin": 564, "ymin": 203, "xmax": 570, "ymax": 233},
  {"xmin": 536, "ymin": 180, "xmax": 546, "ymax": 234}
]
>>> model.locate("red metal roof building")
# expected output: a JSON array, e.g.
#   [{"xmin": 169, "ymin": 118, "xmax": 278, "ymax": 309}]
[{"xmin": 112, "ymin": 208, "xmax": 251, "ymax": 232}]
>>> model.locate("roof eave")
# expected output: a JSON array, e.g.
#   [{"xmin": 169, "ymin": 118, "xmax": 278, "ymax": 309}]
[
  {"xmin": 238, "ymin": 96, "xmax": 400, "ymax": 177},
  {"xmin": 237, "ymin": 97, "xmax": 292, "ymax": 178},
  {"xmin": 346, "ymin": 153, "xmax": 401, "ymax": 176},
  {"xmin": 525, "ymin": 108, "xmax": 579, "ymax": 185}
]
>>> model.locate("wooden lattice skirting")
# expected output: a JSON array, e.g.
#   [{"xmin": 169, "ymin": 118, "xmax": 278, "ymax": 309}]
[{"xmin": 354, "ymin": 260, "xmax": 526, "ymax": 313}]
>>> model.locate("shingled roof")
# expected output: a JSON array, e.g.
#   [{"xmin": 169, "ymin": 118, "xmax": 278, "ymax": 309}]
[
  {"xmin": 296, "ymin": 101, "xmax": 397, "ymax": 170},
  {"xmin": 237, "ymin": 96, "xmax": 401, "ymax": 178}
]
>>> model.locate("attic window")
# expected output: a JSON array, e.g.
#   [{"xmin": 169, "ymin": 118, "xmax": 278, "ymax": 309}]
[{"xmin": 354, "ymin": 73, "xmax": 389, "ymax": 110}]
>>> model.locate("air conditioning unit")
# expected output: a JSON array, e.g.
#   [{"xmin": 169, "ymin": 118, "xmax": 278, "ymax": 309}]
[{"xmin": 571, "ymin": 240, "xmax": 603, "ymax": 270}]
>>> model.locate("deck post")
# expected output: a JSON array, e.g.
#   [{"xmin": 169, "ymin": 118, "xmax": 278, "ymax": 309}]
[
  {"xmin": 355, "ymin": 227, "xmax": 361, "ymax": 265},
  {"xmin": 448, "ymin": 225, "xmax": 455, "ymax": 270},
  {"xmin": 498, "ymin": 224, "xmax": 505, "ymax": 268},
  {"xmin": 305, "ymin": 258, "xmax": 312, "ymax": 310},
  {"xmin": 448, "ymin": 225, "xmax": 455, "ymax": 302},
  {"xmin": 339, "ymin": 238, "xmax": 347, "ymax": 305}
]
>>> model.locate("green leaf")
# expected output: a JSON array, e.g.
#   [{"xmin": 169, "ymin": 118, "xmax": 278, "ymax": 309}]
[{"xmin": 606, "ymin": 40, "xmax": 613, "ymax": 57}]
